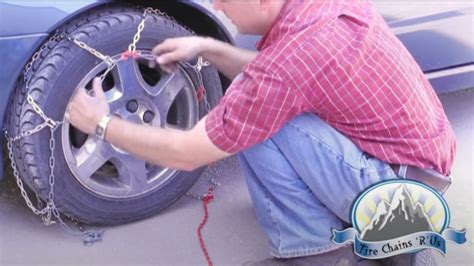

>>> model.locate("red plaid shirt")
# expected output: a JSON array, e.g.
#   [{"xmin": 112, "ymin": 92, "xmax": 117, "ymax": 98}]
[{"xmin": 205, "ymin": 1, "xmax": 456, "ymax": 175}]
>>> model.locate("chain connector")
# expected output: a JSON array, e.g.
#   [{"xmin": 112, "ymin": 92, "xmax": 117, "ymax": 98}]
[
  {"xmin": 196, "ymin": 86, "xmax": 205, "ymax": 102},
  {"xmin": 121, "ymin": 50, "xmax": 140, "ymax": 60},
  {"xmin": 45, "ymin": 118, "xmax": 57, "ymax": 128},
  {"xmin": 196, "ymin": 56, "xmax": 204, "ymax": 72}
]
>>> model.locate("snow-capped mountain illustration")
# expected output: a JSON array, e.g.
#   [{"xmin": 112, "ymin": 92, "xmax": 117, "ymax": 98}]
[{"xmin": 361, "ymin": 184, "xmax": 435, "ymax": 241}]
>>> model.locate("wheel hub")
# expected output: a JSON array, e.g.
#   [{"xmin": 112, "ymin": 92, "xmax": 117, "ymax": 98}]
[{"xmin": 115, "ymin": 98, "xmax": 161, "ymax": 127}]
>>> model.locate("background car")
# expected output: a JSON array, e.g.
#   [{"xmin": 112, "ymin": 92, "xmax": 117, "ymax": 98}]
[{"xmin": 1, "ymin": 1, "xmax": 473, "ymax": 226}]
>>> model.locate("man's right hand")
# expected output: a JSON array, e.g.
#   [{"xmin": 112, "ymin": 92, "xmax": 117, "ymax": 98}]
[
  {"xmin": 151, "ymin": 35, "xmax": 257, "ymax": 80},
  {"xmin": 151, "ymin": 36, "xmax": 207, "ymax": 73}
]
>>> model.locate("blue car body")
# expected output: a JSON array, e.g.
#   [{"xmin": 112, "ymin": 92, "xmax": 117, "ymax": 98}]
[{"xmin": 1, "ymin": 1, "xmax": 473, "ymax": 180}]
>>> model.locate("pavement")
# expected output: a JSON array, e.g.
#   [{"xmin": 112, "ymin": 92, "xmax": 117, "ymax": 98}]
[
  {"xmin": 1, "ymin": 2, "xmax": 473, "ymax": 265},
  {"xmin": 1, "ymin": 89, "xmax": 473, "ymax": 266}
]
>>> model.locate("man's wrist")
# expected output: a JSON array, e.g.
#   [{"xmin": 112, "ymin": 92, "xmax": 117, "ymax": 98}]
[
  {"xmin": 199, "ymin": 37, "xmax": 216, "ymax": 58},
  {"xmin": 95, "ymin": 113, "xmax": 112, "ymax": 140}
]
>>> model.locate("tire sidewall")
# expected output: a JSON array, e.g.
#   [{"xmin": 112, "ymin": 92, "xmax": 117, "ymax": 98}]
[{"xmin": 21, "ymin": 8, "xmax": 222, "ymax": 224}]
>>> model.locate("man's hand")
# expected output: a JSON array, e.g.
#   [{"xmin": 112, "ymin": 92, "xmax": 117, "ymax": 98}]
[
  {"xmin": 152, "ymin": 35, "xmax": 257, "ymax": 80},
  {"xmin": 151, "ymin": 36, "xmax": 206, "ymax": 73},
  {"xmin": 66, "ymin": 78, "xmax": 110, "ymax": 134}
]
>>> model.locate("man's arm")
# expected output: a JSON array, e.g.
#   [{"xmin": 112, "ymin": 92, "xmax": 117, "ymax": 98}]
[
  {"xmin": 105, "ymin": 115, "xmax": 230, "ymax": 171},
  {"xmin": 66, "ymin": 78, "xmax": 231, "ymax": 171},
  {"xmin": 151, "ymin": 36, "xmax": 257, "ymax": 80}
]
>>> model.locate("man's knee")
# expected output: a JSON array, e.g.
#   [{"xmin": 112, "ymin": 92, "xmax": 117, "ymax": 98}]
[{"xmin": 240, "ymin": 137, "xmax": 281, "ymax": 161}]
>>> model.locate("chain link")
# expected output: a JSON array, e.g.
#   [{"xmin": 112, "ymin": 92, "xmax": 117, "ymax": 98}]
[
  {"xmin": 3, "ymin": 30, "xmax": 68, "ymax": 218},
  {"xmin": 4, "ymin": 6, "xmax": 216, "ymax": 244},
  {"xmin": 128, "ymin": 17, "xmax": 146, "ymax": 53},
  {"xmin": 68, "ymin": 37, "xmax": 115, "ymax": 66},
  {"xmin": 5, "ymin": 131, "xmax": 48, "ymax": 216},
  {"xmin": 23, "ymin": 31, "xmax": 63, "ymax": 83},
  {"xmin": 186, "ymin": 179, "xmax": 220, "ymax": 201},
  {"xmin": 4, "ymin": 29, "xmax": 103, "ymax": 243},
  {"xmin": 142, "ymin": 7, "xmax": 197, "ymax": 36}
]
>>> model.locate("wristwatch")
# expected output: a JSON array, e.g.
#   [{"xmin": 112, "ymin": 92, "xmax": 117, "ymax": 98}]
[{"xmin": 95, "ymin": 114, "xmax": 113, "ymax": 140}]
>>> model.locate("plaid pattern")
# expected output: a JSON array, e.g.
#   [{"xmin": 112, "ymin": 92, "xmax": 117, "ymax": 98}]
[{"xmin": 205, "ymin": 1, "xmax": 455, "ymax": 175}]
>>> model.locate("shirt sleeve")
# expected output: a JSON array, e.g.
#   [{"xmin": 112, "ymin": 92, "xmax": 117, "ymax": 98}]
[{"xmin": 205, "ymin": 62, "xmax": 304, "ymax": 154}]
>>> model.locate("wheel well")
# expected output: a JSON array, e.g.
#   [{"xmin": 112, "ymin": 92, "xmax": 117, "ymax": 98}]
[{"xmin": 122, "ymin": 1, "xmax": 234, "ymax": 90}]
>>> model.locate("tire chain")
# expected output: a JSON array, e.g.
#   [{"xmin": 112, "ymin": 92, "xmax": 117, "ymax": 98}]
[
  {"xmin": 4, "ymin": 29, "xmax": 104, "ymax": 245},
  {"xmin": 3, "ymin": 6, "xmax": 216, "ymax": 245}
]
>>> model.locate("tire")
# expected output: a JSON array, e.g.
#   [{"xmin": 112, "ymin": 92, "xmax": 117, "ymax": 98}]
[{"xmin": 6, "ymin": 5, "xmax": 223, "ymax": 225}]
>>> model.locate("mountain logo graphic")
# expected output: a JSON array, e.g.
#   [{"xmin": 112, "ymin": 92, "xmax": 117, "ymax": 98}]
[
  {"xmin": 331, "ymin": 180, "xmax": 467, "ymax": 259},
  {"xmin": 360, "ymin": 184, "xmax": 435, "ymax": 241}
]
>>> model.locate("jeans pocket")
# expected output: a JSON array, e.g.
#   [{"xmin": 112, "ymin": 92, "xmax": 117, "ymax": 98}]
[{"xmin": 359, "ymin": 152, "xmax": 375, "ymax": 170}]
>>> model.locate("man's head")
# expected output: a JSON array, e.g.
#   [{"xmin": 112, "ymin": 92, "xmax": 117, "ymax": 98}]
[{"xmin": 212, "ymin": 0, "xmax": 286, "ymax": 35}]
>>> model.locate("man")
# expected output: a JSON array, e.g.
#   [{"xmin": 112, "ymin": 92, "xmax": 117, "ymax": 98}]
[{"xmin": 67, "ymin": 0, "xmax": 455, "ymax": 265}]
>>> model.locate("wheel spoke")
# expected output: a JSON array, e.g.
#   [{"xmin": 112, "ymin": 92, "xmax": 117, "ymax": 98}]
[
  {"xmin": 74, "ymin": 139, "xmax": 112, "ymax": 183},
  {"xmin": 151, "ymin": 72, "xmax": 188, "ymax": 119},
  {"xmin": 114, "ymin": 59, "xmax": 147, "ymax": 98},
  {"xmin": 112, "ymin": 154, "xmax": 149, "ymax": 193},
  {"xmin": 104, "ymin": 86, "xmax": 124, "ymax": 112}
]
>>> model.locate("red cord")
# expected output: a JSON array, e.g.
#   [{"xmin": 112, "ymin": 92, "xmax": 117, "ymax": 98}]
[
  {"xmin": 196, "ymin": 86, "xmax": 205, "ymax": 102},
  {"xmin": 197, "ymin": 187, "xmax": 214, "ymax": 266}
]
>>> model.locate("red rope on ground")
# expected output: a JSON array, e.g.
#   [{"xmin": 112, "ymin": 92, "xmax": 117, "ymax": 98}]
[{"xmin": 197, "ymin": 187, "xmax": 214, "ymax": 266}]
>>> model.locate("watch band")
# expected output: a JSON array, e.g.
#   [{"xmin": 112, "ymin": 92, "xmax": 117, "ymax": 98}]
[{"xmin": 95, "ymin": 114, "xmax": 112, "ymax": 140}]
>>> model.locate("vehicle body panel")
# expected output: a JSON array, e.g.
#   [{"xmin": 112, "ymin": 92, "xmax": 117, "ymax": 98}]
[
  {"xmin": 1, "ymin": 1, "xmax": 473, "ymax": 180},
  {"xmin": 384, "ymin": 4, "xmax": 474, "ymax": 94},
  {"xmin": 0, "ymin": 0, "xmax": 237, "ymax": 180}
]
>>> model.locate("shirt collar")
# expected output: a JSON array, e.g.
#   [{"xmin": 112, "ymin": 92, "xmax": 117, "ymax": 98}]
[
  {"xmin": 255, "ymin": 0, "xmax": 296, "ymax": 51},
  {"xmin": 255, "ymin": 0, "xmax": 294, "ymax": 51}
]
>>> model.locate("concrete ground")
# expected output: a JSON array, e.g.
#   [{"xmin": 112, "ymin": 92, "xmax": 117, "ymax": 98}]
[
  {"xmin": 1, "ymin": 90, "xmax": 473, "ymax": 266},
  {"xmin": 1, "ymin": 2, "xmax": 473, "ymax": 265}
]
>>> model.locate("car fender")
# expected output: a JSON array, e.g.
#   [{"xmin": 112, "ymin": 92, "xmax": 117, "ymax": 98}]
[{"xmin": 0, "ymin": 0, "xmax": 240, "ymax": 180}]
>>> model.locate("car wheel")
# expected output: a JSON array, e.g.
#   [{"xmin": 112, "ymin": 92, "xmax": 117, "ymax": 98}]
[{"xmin": 6, "ymin": 5, "xmax": 222, "ymax": 225}]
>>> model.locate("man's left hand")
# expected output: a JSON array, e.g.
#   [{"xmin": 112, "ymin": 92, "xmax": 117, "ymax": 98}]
[{"xmin": 66, "ymin": 77, "xmax": 110, "ymax": 134}]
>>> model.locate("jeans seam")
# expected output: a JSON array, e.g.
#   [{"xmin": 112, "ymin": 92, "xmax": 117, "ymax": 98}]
[
  {"xmin": 287, "ymin": 121, "xmax": 363, "ymax": 171},
  {"xmin": 264, "ymin": 191, "xmax": 282, "ymax": 252},
  {"xmin": 259, "ymin": 138, "xmax": 280, "ymax": 151}
]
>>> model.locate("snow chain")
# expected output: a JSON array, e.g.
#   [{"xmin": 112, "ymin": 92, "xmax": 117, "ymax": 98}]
[{"xmin": 3, "ymin": 6, "xmax": 216, "ymax": 246}]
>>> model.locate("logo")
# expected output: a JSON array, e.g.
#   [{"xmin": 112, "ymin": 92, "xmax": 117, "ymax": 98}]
[{"xmin": 332, "ymin": 180, "xmax": 466, "ymax": 259}]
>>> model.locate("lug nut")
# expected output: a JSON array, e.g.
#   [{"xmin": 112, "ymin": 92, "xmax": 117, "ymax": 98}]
[
  {"xmin": 143, "ymin": 110, "xmax": 155, "ymax": 123},
  {"xmin": 126, "ymin": 100, "xmax": 138, "ymax": 113}
]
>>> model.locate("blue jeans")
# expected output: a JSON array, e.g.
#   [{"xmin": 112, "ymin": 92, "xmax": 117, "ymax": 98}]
[{"xmin": 238, "ymin": 113, "xmax": 399, "ymax": 258}]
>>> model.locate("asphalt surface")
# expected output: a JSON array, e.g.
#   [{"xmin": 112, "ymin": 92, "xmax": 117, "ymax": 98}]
[
  {"xmin": 1, "ymin": 89, "xmax": 473, "ymax": 266},
  {"xmin": 1, "ymin": 2, "xmax": 473, "ymax": 265}
]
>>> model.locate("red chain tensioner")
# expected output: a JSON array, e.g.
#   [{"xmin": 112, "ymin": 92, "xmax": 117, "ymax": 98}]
[
  {"xmin": 196, "ymin": 86, "xmax": 206, "ymax": 102},
  {"xmin": 121, "ymin": 50, "xmax": 140, "ymax": 60}
]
